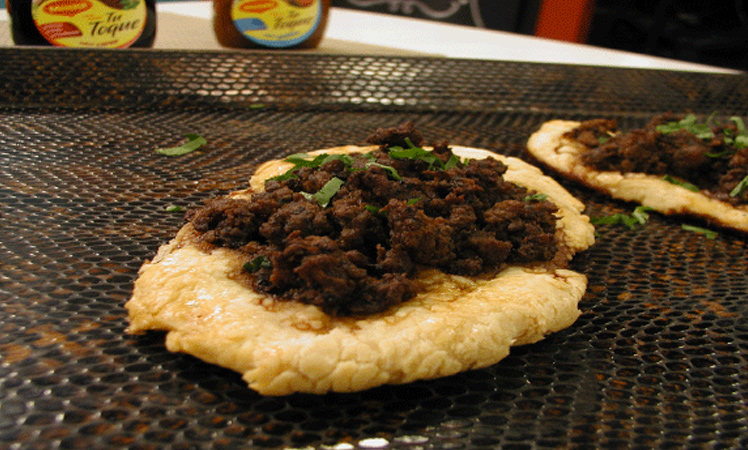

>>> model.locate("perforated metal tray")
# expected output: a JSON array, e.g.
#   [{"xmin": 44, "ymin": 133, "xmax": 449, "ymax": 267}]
[{"xmin": 1, "ymin": 47, "xmax": 748, "ymax": 450}]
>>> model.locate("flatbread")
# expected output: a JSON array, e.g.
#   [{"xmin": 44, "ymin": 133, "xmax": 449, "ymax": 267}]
[
  {"xmin": 126, "ymin": 145, "xmax": 595, "ymax": 396},
  {"xmin": 527, "ymin": 120, "xmax": 748, "ymax": 233}
]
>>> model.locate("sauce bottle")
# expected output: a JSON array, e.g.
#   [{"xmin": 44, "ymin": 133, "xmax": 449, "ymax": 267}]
[
  {"xmin": 7, "ymin": 0, "xmax": 156, "ymax": 48},
  {"xmin": 213, "ymin": 0, "xmax": 329, "ymax": 50}
]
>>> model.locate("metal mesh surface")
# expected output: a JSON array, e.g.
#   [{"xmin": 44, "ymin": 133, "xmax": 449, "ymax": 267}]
[{"xmin": 1, "ymin": 47, "xmax": 748, "ymax": 450}]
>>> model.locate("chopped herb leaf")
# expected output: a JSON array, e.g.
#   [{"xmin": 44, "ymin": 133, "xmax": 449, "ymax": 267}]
[
  {"xmin": 524, "ymin": 193, "xmax": 548, "ymax": 202},
  {"xmin": 655, "ymin": 114, "xmax": 714, "ymax": 140},
  {"xmin": 285, "ymin": 153, "xmax": 355, "ymax": 168},
  {"xmin": 590, "ymin": 206, "xmax": 654, "ymax": 230},
  {"xmin": 734, "ymin": 134, "xmax": 748, "ymax": 150},
  {"xmin": 663, "ymin": 174, "xmax": 699, "ymax": 192},
  {"xmin": 366, "ymin": 162, "xmax": 402, "ymax": 180},
  {"xmin": 364, "ymin": 204, "xmax": 380, "ymax": 213},
  {"xmin": 406, "ymin": 198, "xmax": 420, "ymax": 205},
  {"xmin": 657, "ymin": 114, "xmax": 748, "ymax": 153},
  {"xmin": 271, "ymin": 153, "xmax": 355, "ymax": 181},
  {"xmin": 270, "ymin": 171, "xmax": 299, "ymax": 182},
  {"xmin": 730, "ymin": 116, "xmax": 747, "ymax": 134},
  {"xmin": 706, "ymin": 149, "xmax": 735, "ymax": 158},
  {"xmin": 285, "ymin": 153, "xmax": 327, "ymax": 168},
  {"xmin": 730, "ymin": 174, "xmax": 748, "ymax": 197},
  {"xmin": 284, "ymin": 152, "xmax": 314, "ymax": 165},
  {"xmin": 165, "ymin": 204, "xmax": 183, "ymax": 213},
  {"xmin": 303, "ymin": 177, "xmax": 345, "ymax": 207},
  {"xmin": 590, "ymin": 214, "xmax": 632, "ymax": 229},
  {"xmin": 388, "ymin": 138, "xmax": 463, "ymax": 171},
  {"xmin": 389, "ymin": 139, "xmax": 442, "ymax": 168},
  {"xmin": 681, "ymin": 224, "xmax": 717, "ymax": 239},
  {"xmin": 444, "ymin": 154, "xmax": 463, "ymax": 170},
  {"xmin": 706, "ymin": 116, "xmax": 748, "ymax": 153},
  {"xmin": 326, "ymin": 153, "xmax": 356, "ymax": 167},
  {"xmin": 244, "ymin": 256, "xmax": 272, "ymax": 273},
  {"xmin": 631, "ymin": 205, "xmax": 654, "ymax": 224},
  {"xmin": 156, "ymin": 133, "xmax": 207, "ymax": 156}
]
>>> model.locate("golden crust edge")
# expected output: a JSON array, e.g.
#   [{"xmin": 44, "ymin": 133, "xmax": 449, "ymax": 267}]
[{"xmin": 527, "ymin": 120, "xmax": 748, "ymax": 233}]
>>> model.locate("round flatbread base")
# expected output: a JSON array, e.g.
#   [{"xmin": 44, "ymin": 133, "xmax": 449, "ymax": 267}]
[
  {"xmin": 527, "ymin": 120, "xmax": 748, "ymax": 233},
  {"xmin": 126, "ymin": 145, "xmax": 595, "ymax": 396}
]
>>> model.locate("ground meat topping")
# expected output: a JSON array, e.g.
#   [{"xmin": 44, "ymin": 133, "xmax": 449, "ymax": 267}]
[
  {"xmin": 566, "ymin": 113, "xmax": 748, "ymax": 205},
  {"xmin": 188, "ymin": 123, "xmax": 560, "ymax": 317}
]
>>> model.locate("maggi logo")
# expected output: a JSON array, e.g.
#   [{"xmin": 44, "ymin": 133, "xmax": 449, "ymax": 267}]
[
  {"xmin": 239, "ymin": 0, "xmax": 277, "ymax": 14},
  {"xmin": 43, "ymin": 0, "xmax": 93, "ymax": 17}
]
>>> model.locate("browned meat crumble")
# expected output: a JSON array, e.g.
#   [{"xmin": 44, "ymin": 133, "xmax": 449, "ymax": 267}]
[
  {"xmin": 187, "ymin": 123, "xmax": 560, "ymax": 317},
  {"xmin": 565, "ymin": 113, "xmax": 748, "ymax": 205}
]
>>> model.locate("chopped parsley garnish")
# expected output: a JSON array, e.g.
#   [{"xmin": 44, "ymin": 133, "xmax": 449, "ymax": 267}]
[
  {"xmin": 388, "ymin": 138, "xmax": 464, "ymax": 171},
  {"xmin": 596, "ymin": 131, "xmax": 617, "ymax": 145},
  {"xmin": 406, "ymin": 198, "xmax": 420, "ymax": 205},
  {"xmin": 663, "ymin": 175, "xmax": 699, "ymax": 192},
  {"xmin": 681, "ymin": 224, "xmax": 718, "ymax": 239},
  {"xmin": 302, "ymin": 177, "xmax": 345, "ymax": 207},
  {"xmin": 706, "ymin": 117, "xmax": 748, "ymax": 157},
  {"xmin": 726, "ymin": 116, "xmax": 748, "ymax": 150},
  {"xmin": 656, "ymin": 114, "xmax": 714, "ymax": 140},
  {"xmin": 244, "ymin": 256, "xmax": 272, "ymax": 273},
  {"xmin": 593, "ymin": 206, "xmax": 718, "ymax": 239},
  {"xmin": 705, "ymin": 148, "xmax": 735, "ymax": 158},
  {"xmin": 630, "ymin": 205, "xmax": 654, "ymax": 224},
  {"xmin": 272, "ymin": 141, "xmax": 464, "ymax": 185},
  {"xmin": 271, "ymin": 170, "xmax": 300, "ymax": 182},
  {"xmin": 283, "ymin": 152, "xmax": 318, "ymax": 167},
  {"xmin": 165, "ymin": 204, "xmax": 184, "ymax": 213},
  {"xmin": 656, "ymin": 114, "xmax": 748, "ymax": 158},
  {"xmin": 156, "ymin": 133, "xmax": 207, "ymax": 156},
  {"xmin": 443, "ymin": 154, "xmax": 464, "ymax": 170},
  {"xmin": 730, "ymin": 174, "xmax": 748, "ymax": 198},
  {"xmin": 271, "ymin": 153, "xmax": 355, "ymax": 181},
  {"xmin": 524, "ymin": 193, "xmax": 548, "ymax": 202},
  {"xmin": 285, "ymin": 153, "xmax": 355, "ymax": 169},
  {"xmin": 591, "ymin": 206, "xmax": 654, "ymax": 230},
  {"xmin": 272, "ymin": 142, "xmax": 465, "ymax": 208},
  {"xmin": 365, "ymin": 162, "xmax": 401, "ymax": 180}
]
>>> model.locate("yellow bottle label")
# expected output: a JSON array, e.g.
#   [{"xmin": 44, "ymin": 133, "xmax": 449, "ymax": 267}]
[
  {"xmin": 230, "ymin": 0, "xmax": 322, "ymax": 48},
  {"xmin": 31, "ymin": 0, "xmax": 147, "ymax": 48}
]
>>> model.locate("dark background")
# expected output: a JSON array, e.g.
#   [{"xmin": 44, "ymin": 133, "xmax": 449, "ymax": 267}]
[
  {"xmin": 332, "ymin": 0, "xmax": 748, "ymax": 72},
  {"xmin": 587, "ymin": 0, "xmax": 748, "ymax": 72}
]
